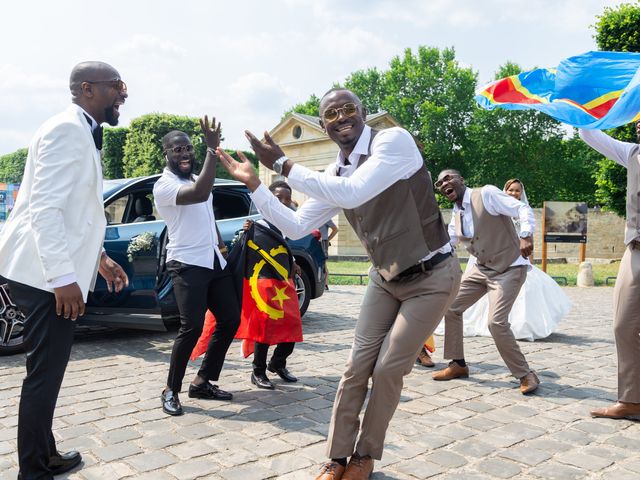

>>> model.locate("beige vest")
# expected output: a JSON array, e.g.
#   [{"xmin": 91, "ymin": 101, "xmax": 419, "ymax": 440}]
[
  {"xmin": 458, "ymin": 189, "xmax": 521, "ymax": 273},
  {"xmin": 339, "ymin": 131, "xmax": 450, "ymax": 281},
  {"xmin": 624, "ymin": 149, "xmax": 640, "ymax": 245}
]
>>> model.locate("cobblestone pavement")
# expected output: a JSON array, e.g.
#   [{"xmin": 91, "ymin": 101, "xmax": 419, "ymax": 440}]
[{"xmin": 1, "ymin": 286, "xmax": 639, "ymax": 480}]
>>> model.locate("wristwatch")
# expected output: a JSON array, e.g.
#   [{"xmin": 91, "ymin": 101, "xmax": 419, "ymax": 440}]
[
  {"xmin": 519, "ymin": 231, "xmax": 532, "ymax": 238},
  {"xmin": 273, "ymin": 155, "xmax": 289, "ymax": 175}
]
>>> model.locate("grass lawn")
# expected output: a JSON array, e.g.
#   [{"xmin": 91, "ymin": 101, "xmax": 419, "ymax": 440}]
[{"xmin": 327, "ymin": 260, "xmax": 620, "ymax": 286}]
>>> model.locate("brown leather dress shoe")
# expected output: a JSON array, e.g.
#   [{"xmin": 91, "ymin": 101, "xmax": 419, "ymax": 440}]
[
  {"xmin": 315, "ymin": 461, "xmax": 346, "ymax": 480},
  {"xmin": 519, "ymin": 371, "xmax": 540, "ymax": 394},
  {"xmin": 590, "ymin": 402, "xmax": 640, "ymax": 420},
  {"xmin": 342, "ymin": 454, "xmax": 374, "ymax": 480},
  {"xmin": 432, "ymin": 361, "xmax": 469, "ymax": 381},
  {"xmin": 415, "ymin": 347, "xmax": 435, "ymax": 368}
]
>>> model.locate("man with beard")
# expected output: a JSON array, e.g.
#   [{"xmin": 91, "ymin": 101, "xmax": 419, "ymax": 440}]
[
  {"xmin": 578, "ymin": 123, "xmax": 640, "ymax": 420},
  {"xmin": 432, "ymin": 169, "xmax": 539, "ymax": 394},
  {"xmin": 0, "ymin": 61, "xmax": 130, "ymax": 480},
  {"xmin": 217, "ymin": 88, "xmax": 461, "ymax": 480},
  {"xmin": 153, "ymin": 120, "xmax": 240, "ymax": 416}
]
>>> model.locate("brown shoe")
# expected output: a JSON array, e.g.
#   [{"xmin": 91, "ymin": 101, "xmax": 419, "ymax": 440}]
[
  {"xmin": 590, "ymin": 402, "xmax": 640, "ymax": 420},
  {"xmin": 519, "ymin": 371, "xmax": 540, "ymax": 394},
  {"xmin": 315, "ymin": 461, "xmax": 346, "ymax": 480},
  {"xmin": 342, "ymin": 454, "xmax": 374, "ymax": 480},
  {"xmin": 415, "ymin": 347, "xmax": 434, "ymax": 368},
  {"xmin": 432, "ymin": 361, "xmax": 469, "ymax": 381}
]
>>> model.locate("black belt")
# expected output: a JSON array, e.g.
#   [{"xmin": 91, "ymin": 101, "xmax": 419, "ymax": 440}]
[
  {"xmin": 397, "ymin": 252, "xmax": 452, "ymax": 278},
  {"xmin": 630, "ymin": 240, "xmax": 640, "ymax": 250}
]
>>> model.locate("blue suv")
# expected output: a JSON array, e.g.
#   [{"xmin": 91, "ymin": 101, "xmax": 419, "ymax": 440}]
[{"xmin": 0, "ymin": 174, "xmax": 327, "ymax": 355}]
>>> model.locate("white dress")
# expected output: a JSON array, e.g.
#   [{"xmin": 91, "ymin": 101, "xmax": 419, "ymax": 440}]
[{"xmin": 434, "ymin": 263, "xmax": 572, "ymax": 341}]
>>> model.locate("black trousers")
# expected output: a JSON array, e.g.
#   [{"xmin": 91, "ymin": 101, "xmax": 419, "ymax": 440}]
[
  {"xmin": 253, "ymin": 342, "xmax": 295, "ymax": 374},
  {"xmin": 8, "ymin": 280, "xmax": 76, "ymax": 480},
  {"xmin": 166, "ymin": 258, "xmax": 240, "ymax": 393}
]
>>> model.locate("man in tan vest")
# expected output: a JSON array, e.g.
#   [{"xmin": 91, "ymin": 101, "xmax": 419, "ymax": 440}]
[
  {"xmin": 216, "ymin": 88, "xmax": 461, "ymax": 480},
  {"xmin": 579, "ymin": 125, "xmax": 640, "ymax": 420},
  {"xmin": 432, "ymin": 169, "xmax": 540, "ymax": 394}
]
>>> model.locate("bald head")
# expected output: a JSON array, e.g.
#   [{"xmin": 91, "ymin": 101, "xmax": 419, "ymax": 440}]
[{"xmin": 70, "ymin": 61, "xmax": 120, "ymax": 98}]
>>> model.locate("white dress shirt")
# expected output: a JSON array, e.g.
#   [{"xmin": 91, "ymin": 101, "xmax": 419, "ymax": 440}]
[
  {"xmin": 154, "ymin": 168, "xmax": 226, "ymax": 270},
  {"xmin": 251, "ymin": 125, "xmax": 451, "ymax": 259},
  {"xmin": 449, "ymin": 186, "xmax": 535, "ymax": 268},
  {"xmin": 579, "ymin": 129, "xmax": 639, "ymax": 169},
  {"xmin": 46, "ymin": 106, "xmax": 101, "ymax": 289}
]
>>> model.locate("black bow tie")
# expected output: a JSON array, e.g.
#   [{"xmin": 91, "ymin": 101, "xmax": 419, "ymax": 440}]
[{"xmin": 83, "ymin": 113, "xmax": 103, "ymax": 150}]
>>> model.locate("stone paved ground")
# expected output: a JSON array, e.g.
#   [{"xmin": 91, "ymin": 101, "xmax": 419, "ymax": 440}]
[{"xmin": 1, "ymin": 286, "xmax": 639, "ymax": 480}]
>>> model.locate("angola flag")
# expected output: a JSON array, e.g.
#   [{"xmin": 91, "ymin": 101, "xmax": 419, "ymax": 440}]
[
  {"xmin": 476, "ymin": 51, "xmax": 640, "ymax": 129},
  {"xmin": 190, "ymin": 221, "xmax": 302, "ymax": 360}
]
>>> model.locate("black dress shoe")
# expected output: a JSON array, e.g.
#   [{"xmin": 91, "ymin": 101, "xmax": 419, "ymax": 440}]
[
  {"xmin": 161, "ymin": 389, "xmax": 183, "ymax": 416},
  {"xmin": 251, "ymin": 371, "xmax": 275, "ymax": 390},
  {"xmin": 268, "ymin": 366, "xmax": 298, "ymax": 382},
  {"xmin": 188, "ymin": 381, "xmax": 233, "ymax": 400},
  {"xmin": 49, "ymin": 450, "xmax": 82, "ymax": 475}
]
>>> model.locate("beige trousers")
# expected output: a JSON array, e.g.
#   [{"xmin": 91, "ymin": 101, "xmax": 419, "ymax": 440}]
[
  {"xmin": 442, "ymin": 264, "xmax": 530, "ymax": 379},
  {"xmin": 326, "ymin": 256, "xmax": 461, "ymax": 460},
  {"xmin": 613, "ymin": 246, "xmax": 640, "ymax": 403}
]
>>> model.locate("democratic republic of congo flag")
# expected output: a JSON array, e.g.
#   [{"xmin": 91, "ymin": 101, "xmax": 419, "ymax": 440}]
[
  {"xmin": 475, "ymin": 51, "xmax": 640, "ymax": 129},
  {"xmin": 191, "ymin": 222, "xmax": 302, "ymax": 360}
]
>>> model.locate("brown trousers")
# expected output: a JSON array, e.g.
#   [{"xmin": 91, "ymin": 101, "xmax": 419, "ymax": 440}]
[
  {"xmin": 613, "ymin": 246, "xmax": 640, "ymax": 403},
  {"xmin": 326, "ymin": 256, "xmax": 461, "ymax": 460},
  {"xmin": 442, "ymin": 264, "xmax": 531, "ymax": 379}
]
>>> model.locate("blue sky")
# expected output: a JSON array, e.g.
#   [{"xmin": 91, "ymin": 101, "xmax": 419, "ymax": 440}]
[{"xmin": 0, "ymin": 0, "xmax": 622, "ymax": 155}]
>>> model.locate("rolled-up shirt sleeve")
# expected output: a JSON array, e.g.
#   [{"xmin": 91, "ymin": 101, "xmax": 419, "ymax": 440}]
[
  {"xmin": 250, "ymin": 183, "xmax": 341, "ymax": 240},
  {"xmin": 287, "ymin": 128, "xmax": 422, "ymax": 209},
  {"xmin": 482, "ymin": 185, "xmax": 535, "ymax": 234}
]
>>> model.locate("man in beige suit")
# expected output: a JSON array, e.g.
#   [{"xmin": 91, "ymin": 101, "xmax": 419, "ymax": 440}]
[
  {"xmin": 433, "ymin": 169, "xmax": 540, "ymax": 395},
  {"xmin": 0, "ymin": 61, "xmax": 129, "ymax": 479},
  {"xmin": 579, "ymin": 125, "xmax": 640, "ymax": 420},
  {"xmin": 217, "ymin": 88, "xmax": 461, "ymax": 480}
]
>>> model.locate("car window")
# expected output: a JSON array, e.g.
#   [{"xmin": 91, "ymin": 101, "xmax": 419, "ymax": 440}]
[
  {"xmin": 105, "ymin": 191, "xmax": 160, "ymax": 224},
  {"xmin": 212, "ymin": 188, "xmax": 250, "ymax": 220},
  {"xmin": 105, "ymin": 196, "xmax": 128, "ymax": 224}
]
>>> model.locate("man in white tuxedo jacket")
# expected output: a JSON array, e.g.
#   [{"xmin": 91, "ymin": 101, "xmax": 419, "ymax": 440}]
[{"xmin": 0, "ymin": 61, "xmax": 129, "ymax": 480}]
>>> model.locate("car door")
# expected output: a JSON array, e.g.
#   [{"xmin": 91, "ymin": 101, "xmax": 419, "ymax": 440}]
[{"xmin": 88, "ymin": 179, "xmax": 165, "ymax": 312}]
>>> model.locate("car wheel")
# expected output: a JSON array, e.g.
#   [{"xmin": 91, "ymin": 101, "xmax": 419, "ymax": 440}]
[
  {"xmin": 0, "ymin": 282, "xmax": 25, "ymax": 355},
  {"xmin": 294, "ymin": 269, "xmax": 311, "ymax": 317}
]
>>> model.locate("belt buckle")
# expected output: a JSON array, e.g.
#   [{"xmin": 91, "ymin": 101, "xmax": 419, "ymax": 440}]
[{"xmin": 420, "ymin": 261, "xmax": 428, "ymax": 273}]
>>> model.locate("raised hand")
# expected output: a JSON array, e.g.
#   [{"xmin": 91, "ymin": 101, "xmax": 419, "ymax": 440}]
[
  {"xmin": 200, "ymin": 115, "xmax": 222, "ymax": 150},
  {"xmin": 216, "ymin": 149, "xmax": 261, "ymax": 191},
  {"xmin": 244, "ymin": 130, "xmax": 286, "ymax": 169}
]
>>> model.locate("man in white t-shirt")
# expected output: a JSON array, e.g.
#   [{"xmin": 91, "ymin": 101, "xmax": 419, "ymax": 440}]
[{"xmin": 153, "ymin": 118, "xmax": 240, "ymax": 416}]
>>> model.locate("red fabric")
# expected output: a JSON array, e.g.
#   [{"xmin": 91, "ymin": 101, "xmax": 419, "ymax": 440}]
[{"xmin": 190, "ymin": 278, "xmax": 302, "ymax": 360}]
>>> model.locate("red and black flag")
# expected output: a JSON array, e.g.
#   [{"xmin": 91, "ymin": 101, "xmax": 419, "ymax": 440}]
[{"xmin": 191, "ymin": 221, "xmax": 302, "ymax": 360}]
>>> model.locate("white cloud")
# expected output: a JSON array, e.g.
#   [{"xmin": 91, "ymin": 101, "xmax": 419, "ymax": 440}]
[
  {"xmin": 112, "ymin": 34, "xmax": 186, "ymax": 58},
  {"xmin": 228, "ymin": 72, "xmax": 294, "ymax": 114}
]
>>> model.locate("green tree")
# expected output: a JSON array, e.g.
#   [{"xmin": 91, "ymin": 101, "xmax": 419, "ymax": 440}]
[
  {"xmin": 591, "ymin": 1, "xmax": 640, "ymax": 216},
  {"xmin": 284, "ymin": 94, "xmax": 321, "ymax": 118},
  {"xmin": 0, "ymin": 148, "xmax": 28, "ymax": 183},
  {"xmin": 102, "ymin": 127, "xmax": 128, "ymax": 179}
]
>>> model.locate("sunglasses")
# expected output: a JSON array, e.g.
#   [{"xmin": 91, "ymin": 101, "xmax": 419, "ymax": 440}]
[
  {"xmin": 164, "ymin": 144, "xmax": 194, "ymax": 154},
  {"xmin": 88, "ymin": 79, "xmax": 127, "ymax": 93},
  {"xmin": 434, "ymin": 174, "xmax": 460, "ymax": 189},
  {"xmin": 322, "ymin": 103, "xmax": 358, "ymax": 123}
]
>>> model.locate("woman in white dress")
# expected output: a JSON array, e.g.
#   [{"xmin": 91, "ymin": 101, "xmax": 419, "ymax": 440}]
[{"xmin": 435, "ymin": 179, "xmax": 572, "ymax": 341}]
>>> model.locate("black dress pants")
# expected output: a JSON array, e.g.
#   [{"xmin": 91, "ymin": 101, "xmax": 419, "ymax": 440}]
[
  {"xmin": 253, "ymin": 342, "xmax": 295, "ymax": 374},
  {"xmin": 166, "ymin": 258, "xmax": 240, "ymax": 393},
  {"xmin": 8, "ymin": 280, "xmax": 76, "ymax": 480}
]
